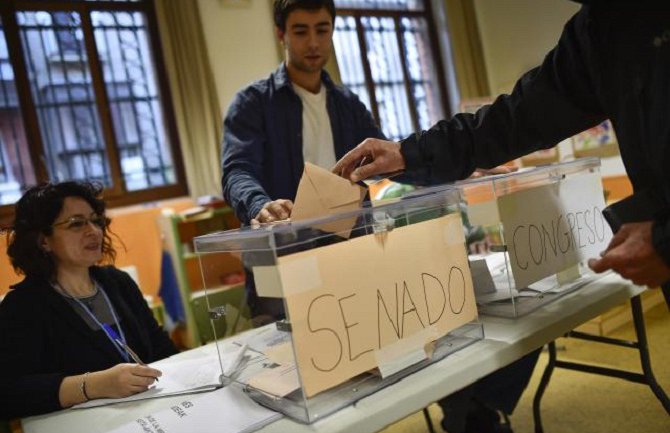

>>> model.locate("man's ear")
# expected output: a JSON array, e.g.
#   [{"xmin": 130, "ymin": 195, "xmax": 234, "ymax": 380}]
[{"xmin": 275, "ymin": 26, "xmax": 285, "ymax": 45}]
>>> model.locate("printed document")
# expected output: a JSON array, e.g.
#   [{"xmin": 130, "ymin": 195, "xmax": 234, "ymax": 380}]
[{"xmin": 106, "ymin": 386, "xmax": 281, "ymax": 433}]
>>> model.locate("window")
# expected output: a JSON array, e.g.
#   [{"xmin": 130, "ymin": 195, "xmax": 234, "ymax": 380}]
[
  {"xmin": 0, "ymin": 0, "xmax": 184, "ymax": 220},
  {"xmin": 333, "ymin": 0, "xmax": 450, "ymax": 141}
]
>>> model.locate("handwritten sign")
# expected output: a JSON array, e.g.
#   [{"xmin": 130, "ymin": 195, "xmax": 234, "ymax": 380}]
[
  {"xmin": 278, "ymin": 213, "xmax": 477, "ymax": 397},
  {"xmin": 497, "ymin": 172, "xmax": 612, "ymax": 289}
]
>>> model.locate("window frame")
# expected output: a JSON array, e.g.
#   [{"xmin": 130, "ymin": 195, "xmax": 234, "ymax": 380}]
[
  {"xmin": 0, "ymin": 0, "xmax": 186, "ymax": 226},
  {"xmin": 335, "ymin": 3, "xmax": 452, "ymax": 135}
]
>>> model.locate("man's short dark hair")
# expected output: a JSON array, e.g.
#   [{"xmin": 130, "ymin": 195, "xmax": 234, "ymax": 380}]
[{"xmin": 273, "ymin": 0, "xmax": 336, "ymax": 32}]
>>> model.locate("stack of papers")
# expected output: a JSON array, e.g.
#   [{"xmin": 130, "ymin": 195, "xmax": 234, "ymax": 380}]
[
  {"xmin": 106, "ymin": 386, "xmax": 282, "ymax": 433},
  {"xmin": 229, "ymin": 326, "xmax": 301, "ymax": 397}
]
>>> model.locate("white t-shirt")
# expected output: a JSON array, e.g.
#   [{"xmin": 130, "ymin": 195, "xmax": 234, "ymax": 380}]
[{"xmin": 292, "ymin": 82, "xmax": 336, "ymax": 169}]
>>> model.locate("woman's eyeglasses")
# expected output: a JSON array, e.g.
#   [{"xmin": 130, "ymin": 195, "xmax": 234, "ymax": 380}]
[{"xmin": 52, "ymin": 214, "xmax": 106, "ymax": 231}]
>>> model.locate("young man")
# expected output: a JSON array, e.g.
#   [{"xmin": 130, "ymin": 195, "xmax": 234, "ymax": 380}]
[
  {"xmin": 221, "ymin": 0, "xmax": 383, "ymax": 319},
  {"xmin": 222, "ymin": 0, "xmax": 383, "ymax": 231}
]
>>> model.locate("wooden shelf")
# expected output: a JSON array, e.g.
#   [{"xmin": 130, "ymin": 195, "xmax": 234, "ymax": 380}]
[{"xmin": 157, "ymin": 206, "xmax": 247, "ymax": 348}]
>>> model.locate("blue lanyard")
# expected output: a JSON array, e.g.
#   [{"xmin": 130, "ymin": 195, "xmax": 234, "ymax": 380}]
[{"xmin": 61, "ymin": 282, "xmax": 130, "ymax": 362}]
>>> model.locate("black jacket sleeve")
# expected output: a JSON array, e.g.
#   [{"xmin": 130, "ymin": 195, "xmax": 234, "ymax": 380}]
[
  {"xmin": 221, "ymin": 89, "xmax": 272, "ymax": 224},
  {"xmin": 0, "ymin": 291, "xmax": 65, "ymax": 419},
  {"xmin": 652, "ymin": 217, "xmax": 670, "ymax": 268},
  {"xmin": 400, "ymin": 8, "xmax": 607, "ymax": 185}
]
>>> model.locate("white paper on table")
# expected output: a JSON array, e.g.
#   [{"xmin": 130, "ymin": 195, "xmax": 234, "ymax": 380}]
[
  {"xmin": 476, "ymin": 288, "xmax": 522, "ymax": 304},
  {"xmin": 528, "ymin": 275, "xmax": 591, "ymax": 294},
  {"xmin": 247, "ymin": 364, "xmax": 300, "ymax": 397},
  {"xmin": 235, "ymin": 325, "xmax": 290, "ymax": 354},
  {"xmin": 475, "ymin": 255, "xmax": 518, "ymax": 304},
  {"xmin": 264, "ymin": 342, "xmax": 296, "ymax": 365},
  {"xmin": 106, "ymin": 386, "xmax": 282, "ymax": 433},
  {"xmin": 470, "ymin": 259, "xmax": 497, "ymax": 296},
  {"xmin": 75, "ymin": 356, "xmax": 223, "ymax": 409}
]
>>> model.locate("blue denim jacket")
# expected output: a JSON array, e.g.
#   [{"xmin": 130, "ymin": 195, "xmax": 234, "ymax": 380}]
[{"xmin": 221, "ymin": 63, "xmax": 384, "ymax": 224}]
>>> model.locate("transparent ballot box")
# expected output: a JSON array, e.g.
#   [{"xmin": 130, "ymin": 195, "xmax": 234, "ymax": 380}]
[
  {"xmin": 193, "ymin": 189, "xmax": 484, "ymax": 423},
  {"xmin": 454, "ymin": 157, "xmax": 613, "ymax": 317}
]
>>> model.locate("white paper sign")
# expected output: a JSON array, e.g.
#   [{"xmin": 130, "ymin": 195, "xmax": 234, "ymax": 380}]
[{"xmin": 497, "ymin": 173, "xmax": 612, "ymax": 288}]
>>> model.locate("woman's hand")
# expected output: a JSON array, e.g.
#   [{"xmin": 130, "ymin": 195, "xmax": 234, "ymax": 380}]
[
  {"xmin": 87, "ymin": 363, "xmax": 162, "ymax": 399},
  {"xmin": 59, "ymin": 364, "xmax": 162, "ymax": 408}
]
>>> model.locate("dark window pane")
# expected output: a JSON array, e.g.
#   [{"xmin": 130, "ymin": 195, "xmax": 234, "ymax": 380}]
[
  {"xmin": 92, "ymin": 11, "xmax": 176, "ymax": 191},
  {"xmin": 17, "ymin": 11, "xmax": 111, "ymax": 185},
  {"xmin": 0, "ymin": 18, "xmax": 35, "ymax": 205},
  {"xmin": 335, "ymin": 0, "xmax": 424, "ymax": 11},
  {"xmin": 401, "ymin": 17, "xmax": 444, "ymax": 130},
  {"xmin": 363, "ymin": 16, "xmax": 413, "ymax": 141},
  {"xmin": 333, "ymin": 16, "xmax": 371, "ymax": 110}
]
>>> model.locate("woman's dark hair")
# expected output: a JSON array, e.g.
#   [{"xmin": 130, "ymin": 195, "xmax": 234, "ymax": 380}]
[
  {"xmin": 273, "ymin": 0, "xmax": 336, "ymax": 32},
  {"xmin": 7, "ymin": 181, "xmax": 116, "ymax": 279}
]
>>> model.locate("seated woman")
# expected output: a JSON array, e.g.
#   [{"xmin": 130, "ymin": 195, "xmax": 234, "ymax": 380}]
[{"xmin": 0, "ymin": 181, "xmax": 178, "ymax": 420}]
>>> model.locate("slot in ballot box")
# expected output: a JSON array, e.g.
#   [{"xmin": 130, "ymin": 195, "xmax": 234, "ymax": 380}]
[
  {"xmin": 193, "ymin": 189, "xmax": 483, "ymax": 423},
  {"xmin": 452, "ymin": 157, "xmax": 613, "ymax": 317}
]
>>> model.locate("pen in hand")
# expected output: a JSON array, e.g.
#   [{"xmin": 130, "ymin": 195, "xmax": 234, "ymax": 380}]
[
  {"xmin": 114, "ymin": 338, "xmax": 160, "ymax": 383},
  {"xmin": 102, "ymin": 323, "xmax": 159, "ymax": 382}
]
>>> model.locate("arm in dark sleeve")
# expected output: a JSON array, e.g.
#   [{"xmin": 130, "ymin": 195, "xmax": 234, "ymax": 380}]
[
  {"xmin": 116, "ymin": 270, "xmax": 178, "ymax": 362},
  {"xmin": 400, "ymin": 8, "xmax": 607, "ymax": 185},
  {"xmin": 0, "ymin": 294, "xmax": 65, "ymax": 419},
  {"xmin": 221, "ymin": 90, "xmax": 272, "ymax": 224},
  {"xmin": 352, "ymin": 95, "xmax": 386, "ymax": 142},
  {"xmin": 652, "ymin": 216, "xmax": 670, "ymax": 270}
]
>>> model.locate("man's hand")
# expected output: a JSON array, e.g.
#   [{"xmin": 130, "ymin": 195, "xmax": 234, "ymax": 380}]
[
  {"xmin": 332, "ymin": 138, "xmax": 405, "ymax": 182},
  {"xmin": 588, "ymin": 221, "xmax": 670, "ymax": 287},
  {"xmin": 251, "ymin": 199, "xmax": 293, "ymax": 224},
  {"xmin": 469, "ymin": 165, "xmax": 518, "ymax": 179}
]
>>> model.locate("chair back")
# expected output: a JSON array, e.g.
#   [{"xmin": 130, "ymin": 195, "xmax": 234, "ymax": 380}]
[{"xmin": 190, "ymin": 284, "xmax": 251, "ymax": 345}]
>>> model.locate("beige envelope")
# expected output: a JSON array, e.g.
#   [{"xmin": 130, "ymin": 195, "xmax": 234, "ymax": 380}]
[{"xmin": 291, "ymin": 162, "xmax": 366, "ymax": 237}]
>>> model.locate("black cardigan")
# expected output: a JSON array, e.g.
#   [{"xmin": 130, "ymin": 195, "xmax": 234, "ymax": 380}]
[{"xmin": 0, "ymin": 266, "xmax": 178, "ymax": 420}]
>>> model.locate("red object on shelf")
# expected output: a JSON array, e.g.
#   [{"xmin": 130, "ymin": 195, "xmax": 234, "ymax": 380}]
[{"xmin": 220, "ymin": 272, "xmax": 245, "ymax": 285}]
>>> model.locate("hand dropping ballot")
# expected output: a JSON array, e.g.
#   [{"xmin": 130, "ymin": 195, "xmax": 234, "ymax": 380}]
[
  {"xmin": 290, "ymin": 162, "xmax": 366, "ymax": 237},
  {"xmin": 252, "ymin": 163, "xmax": 367, "ymax": 298}
]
